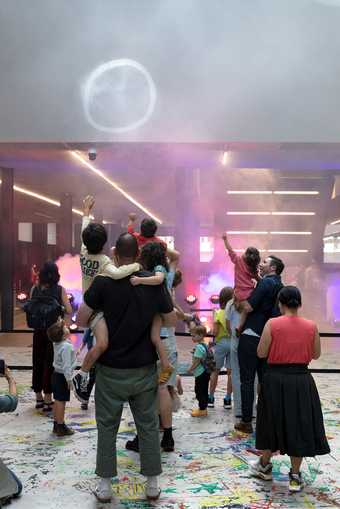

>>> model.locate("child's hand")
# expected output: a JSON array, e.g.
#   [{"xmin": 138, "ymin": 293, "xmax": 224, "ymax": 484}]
[
  {"xmin": 83, "ymin": 195, "xmax": 95, "ymax": 213},
  {"xmin": 128, "ymin": 212, "xmax": 137, "ymax": 222},
  {"xmin": 130, "ymin": 276, "xmax": 141, "ymax": 286}
]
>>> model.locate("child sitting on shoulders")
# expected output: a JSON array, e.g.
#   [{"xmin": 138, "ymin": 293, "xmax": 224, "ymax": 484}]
[
  {"xmin": 47, "ymin": 319, "xmax": 77, "ymax": 437},
  {"xmin": 72, "ymin": 195, "xmax": 140, "ymax": 402},
  {"xmin": 131, "ymin": 241, "xmax": 180, "ymax": 380},
  {"xmin": 222, "ymin": 232, "xmax": 261, "ymax": 334},
  {"xmin": 187, "ymin": 324, "xmax": 210, "ymax": 418},
  {"xmin": 127, "ymin": 212, "xmax": 167, "ymax": 249}
]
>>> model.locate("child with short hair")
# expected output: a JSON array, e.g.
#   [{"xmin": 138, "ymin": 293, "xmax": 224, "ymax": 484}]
[
  {"xmin": 73, "ymin": 196, "xmax": 140, "ymax": 403},
  {"xmin": 222, "ymin": 233, "xmax": 261, "ymax": 334},
  {"xmin": 187, "ymin": 324, "xmax": 210, "ymax": 417},
  {"xmin": 47, "ymin": 319, "xmax": 76, "ymax": 437},
  {"xmin": 127, "ymin": 212, "xmax": 167, "ymax": 249}
]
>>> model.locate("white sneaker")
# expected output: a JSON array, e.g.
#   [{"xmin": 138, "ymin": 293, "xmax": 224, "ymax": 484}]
[
  {"xmin": 249, "ymin": 459, "xmax": 273, "ymax": 481},
  {"xmin": 145, "ymin": 476, "xmax": 161, "ymax": 500},
  {"xmin": 93, "ymin": 477, "xmax": 113, "ymax": 503}
]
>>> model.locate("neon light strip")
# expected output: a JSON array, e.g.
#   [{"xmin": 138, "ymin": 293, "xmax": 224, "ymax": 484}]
[
  {"xmin": 227, "ymin": 211, "xmax": 315, "ymax": 216},
  {"xmin": 270, "ymin": 231, "xmax": 312, "ymax": 235},
  {"xmin": 227, "ymin": 191, "xmax": 272, "ymax": 195},
  {"xmin": 0, "ymin": 180, "xmax": 93, "ymax": 219},
  {"xmin": 273, "ymin": 191, "xmax": 319, "ymax": 195},
  {"xmin": 227, "ymin": 191, "xmax": 319, "ymax": 195},
  {"xmin": 331, "ymin": 219, "xmax": 340, "ymax": 225},
  {"xmin": 234, "ymin": 249, "xmax": 309, "ymax": 253},
  {"xmin": 227, "ymin": 231, "xmax": 312, "ymax": 235},
  {"xmin": 272, "ymin": 212, "xmax": 315, "ymax": 216},
  {"xmin": 227, "ymin": 231, "xmax": 269, "ymax": 235},
  {"xmin": 227, "ymin": 211, "xmax": 271, "ymax": 215},
  {"xmin": 71, "ymin": 150, "xmax": 163, "ymax": 224}
]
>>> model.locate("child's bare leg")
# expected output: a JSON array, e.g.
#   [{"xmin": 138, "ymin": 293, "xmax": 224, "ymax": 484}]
[
  {"xmin": 176, "ymin": 375, "xmax": 183, "ymax": 395},
  {"xmin": 81, "ymin": 318, "xmax": 108, "ymax": 372},
  {"xmin": 227, "ymin": 368, "xmax": 232, "ymax": 396},
  {"xmin": 54, "ymin": 400, "xmax": 66, "ymax": 424},
  {"xmin": 151, "ymin": 314, "xmax": 173, "ymax": 383},
  {"xmin": 236, "ymin": 301, "xmax": 248, "ymax": 335}
]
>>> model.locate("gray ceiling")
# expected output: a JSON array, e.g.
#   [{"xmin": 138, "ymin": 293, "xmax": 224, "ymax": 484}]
[{"xmin": 1, "ymin": 0, "xmax": 340, "ymax": 142}]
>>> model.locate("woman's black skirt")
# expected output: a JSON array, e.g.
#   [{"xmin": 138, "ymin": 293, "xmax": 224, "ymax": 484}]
[{"xmin": 256, "ymin": 364, "xmax": 330, "ymax": 457}]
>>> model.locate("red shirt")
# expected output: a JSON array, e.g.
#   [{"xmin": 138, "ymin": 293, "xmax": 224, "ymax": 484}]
[
  {"xmin": 227, "ymin": 247, "xmax": 256, "ymax": 301},
  {"xmin": 268, "ymin": 315, "xmax": 316, "ymax": 364},
  {"xmin": 127, "ymin": 225, "xmax": 167, "ymax": 249}
]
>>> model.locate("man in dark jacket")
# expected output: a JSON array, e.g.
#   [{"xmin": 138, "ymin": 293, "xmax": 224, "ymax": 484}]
[{"xmin": 235, "ymin": 255, "xmax": 284, "ymax": 434}]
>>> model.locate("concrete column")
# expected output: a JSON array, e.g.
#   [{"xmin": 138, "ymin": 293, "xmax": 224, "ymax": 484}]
[
  {"xmin": 57, "ymin": 193, "xmax": 73, "ymax": 257},
  {"xmin": 0, "ymin": 167, "xmax": 14, "ymax": 330},
  {"xmin": 174, "ymin": 167, "xmax": 201, "ymax": 308}
]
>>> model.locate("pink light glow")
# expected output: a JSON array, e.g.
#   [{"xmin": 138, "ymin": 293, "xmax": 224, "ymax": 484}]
[{"xmin": 56, "ymin": 253, "xmax": 82, "ymax": 306}]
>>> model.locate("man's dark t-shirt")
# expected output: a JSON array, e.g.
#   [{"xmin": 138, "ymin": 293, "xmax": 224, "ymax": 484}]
[
  {"xmin": 84, "ymin": 271, "xmax": 173, "ymax": 369},
  {"xmin": 244, "ymin": 274, "xmax": 283, "ymax": 336}
]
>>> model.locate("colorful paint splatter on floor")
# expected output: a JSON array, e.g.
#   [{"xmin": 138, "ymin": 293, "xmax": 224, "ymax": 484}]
[{"xmin": 0, "ymin": 372, "xmax": 339, "ymax": 508}]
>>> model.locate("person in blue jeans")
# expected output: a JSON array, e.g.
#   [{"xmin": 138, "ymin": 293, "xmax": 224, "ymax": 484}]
[
  {"xmin": 226, "ymin": 298, "xmax": 258, "ymax": 424},
  {"xmin": 0, "ymin": 366, "xmax": 23, "ymax": 502}
]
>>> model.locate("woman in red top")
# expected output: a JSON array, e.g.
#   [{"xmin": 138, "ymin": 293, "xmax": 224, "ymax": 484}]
[{"xmin": 250, "ymin": 286, "xmax": 330, "ymax": 493}]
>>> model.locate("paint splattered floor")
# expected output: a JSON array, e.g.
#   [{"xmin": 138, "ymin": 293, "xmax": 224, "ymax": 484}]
[{"xmin": 0, "ymin": 372, "xmax": 339, "ymax": 509}]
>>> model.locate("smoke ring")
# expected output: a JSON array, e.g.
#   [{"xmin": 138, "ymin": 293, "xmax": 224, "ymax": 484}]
[{"xmin": 83, "ymin": 58, "xmax": 157, "ymax": 133}]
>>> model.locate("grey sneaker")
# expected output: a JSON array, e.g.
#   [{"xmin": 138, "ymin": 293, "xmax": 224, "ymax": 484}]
[{"xmin": 250, "ymin": 459, "xmax": 273, "ymax": 481}]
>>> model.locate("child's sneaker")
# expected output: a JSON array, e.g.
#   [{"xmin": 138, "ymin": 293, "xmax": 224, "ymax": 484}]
[
  {"xmin": 191, "ymin": 408, "xmax": 208, "ymax": 417},
  {"xmin": 250, "ymin": 459, "xmax": 273, "ymax": 481},
  {"xmin": 207, "ymin": 395, "xmax": 215, "ymax": 408},
  {"xmin": 55, "ymin": 423, "xmax": 75, "ymax": 437},
  {"xmin": 289, "ymin": 470, "xmax": 304, "ymax": 492},
  {"xmin": 223, "ymin": 395, "xmax": 232, "ymax": 409},
  {"xmin": 158, "ymin": 365, "xmax": 174, "ymax": 384},
  {"xmin": 72, "ymin": 372, "xmax": 89, "ymax": 404}
]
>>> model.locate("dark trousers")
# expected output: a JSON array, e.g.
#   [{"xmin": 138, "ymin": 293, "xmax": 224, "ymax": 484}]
[
  {"xmin": 195, "ymin": 371, "xmax": 210, "ymax": 410},
  {"xmin": 238, "ymin": 333, "xmax": 264, "ymax": 423},
  {"xmin": 32, "ymin": 330, "xmax": 54, "ymax": 394}
]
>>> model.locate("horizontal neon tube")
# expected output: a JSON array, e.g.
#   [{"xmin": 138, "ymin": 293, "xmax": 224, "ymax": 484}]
[
  {"xmin": 227, "ymin": 211, "xmax": 271, "ymax": 215},
  {"xmin": 272, "ymin": 212, "xmax": 315, "ymax": 216},
  {"xmin": 233, "ymin": 249, "xmax": 309, "ymax": 253},
  {"xmin": 0, "ymin": 180, "xmax": 94, "ymax": 219},
  {"xmin": 227, "ymin": 190, "xmax": 319, "ymax": 195},
  {"xmin": 227, "ymin": 231, "xmax": 268, "ymax": 235},
  {"xmin": 331, "ymin": 219, "xmax": 340, "ymax": 225},
  {"xmin": 270, "ymin": 231, "xmax": 312, "ymax": 235}
]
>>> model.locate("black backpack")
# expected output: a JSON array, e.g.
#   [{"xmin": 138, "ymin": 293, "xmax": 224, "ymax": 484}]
[
  {"xmin": 201, "ymin": 343, "xmax": 216, "ymax": 374},
  {"xmin": 24, "ymin": 286, "xmax": 63, "ymax": 330}
]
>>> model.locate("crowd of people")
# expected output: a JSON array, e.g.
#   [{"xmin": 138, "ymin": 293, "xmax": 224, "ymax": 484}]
[{"xmin": 0, "ymin": 195, "xmax": 330, "ymax": 504}]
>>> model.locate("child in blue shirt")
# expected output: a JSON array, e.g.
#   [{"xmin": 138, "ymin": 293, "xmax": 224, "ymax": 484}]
[{"xmin": 187, "ymin": 324, "xmax": 210, "ymax": 417}]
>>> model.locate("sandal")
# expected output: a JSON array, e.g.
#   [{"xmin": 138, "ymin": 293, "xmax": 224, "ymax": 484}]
[
  {"xmin": 35, "ymin": 399, "xmax": 44, "ymax": 409},
  {"xmin": 43, "ymin": 401, "xmax": 54, "ymax": 413}
]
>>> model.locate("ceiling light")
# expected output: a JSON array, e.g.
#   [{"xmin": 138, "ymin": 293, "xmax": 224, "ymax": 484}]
[
  {"xmin": 270, "ymin": 231, "xmax": 312, "ymax": 235},
  {"xmin": 226, "ymin": 211, "xmax": 271, "ymax": 216},
  {"xmin": 273, "ymin": 191, "xmax": 319, "ymax": 195},
  {"xmin": 222, "ymin": 151, "xmax": 229, "ymax": 166},
  {"xmin": 233, "ymin": 248, "xmax": 309, "ymax": 253},
  {"xmin": 227, "ymin": 191, "xmax": 272, "ymax": 195},
  {"xmin": 227, "ymin": 231, "xmax": 268, "ymax": 235},
  {"xmin": 272, "ymin": 212, "xmax": 315, "ymax": 216},
  {"xmin": 0, "ymin": 180, "xmax": 94, "ymax": 219},
  {"xmin": 71, "ymin": 150, "xmax": 162, "ymax": 224},
  {"xmin": 331, "ymin": 219, "xmax": 340, "ymax": 225}
]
